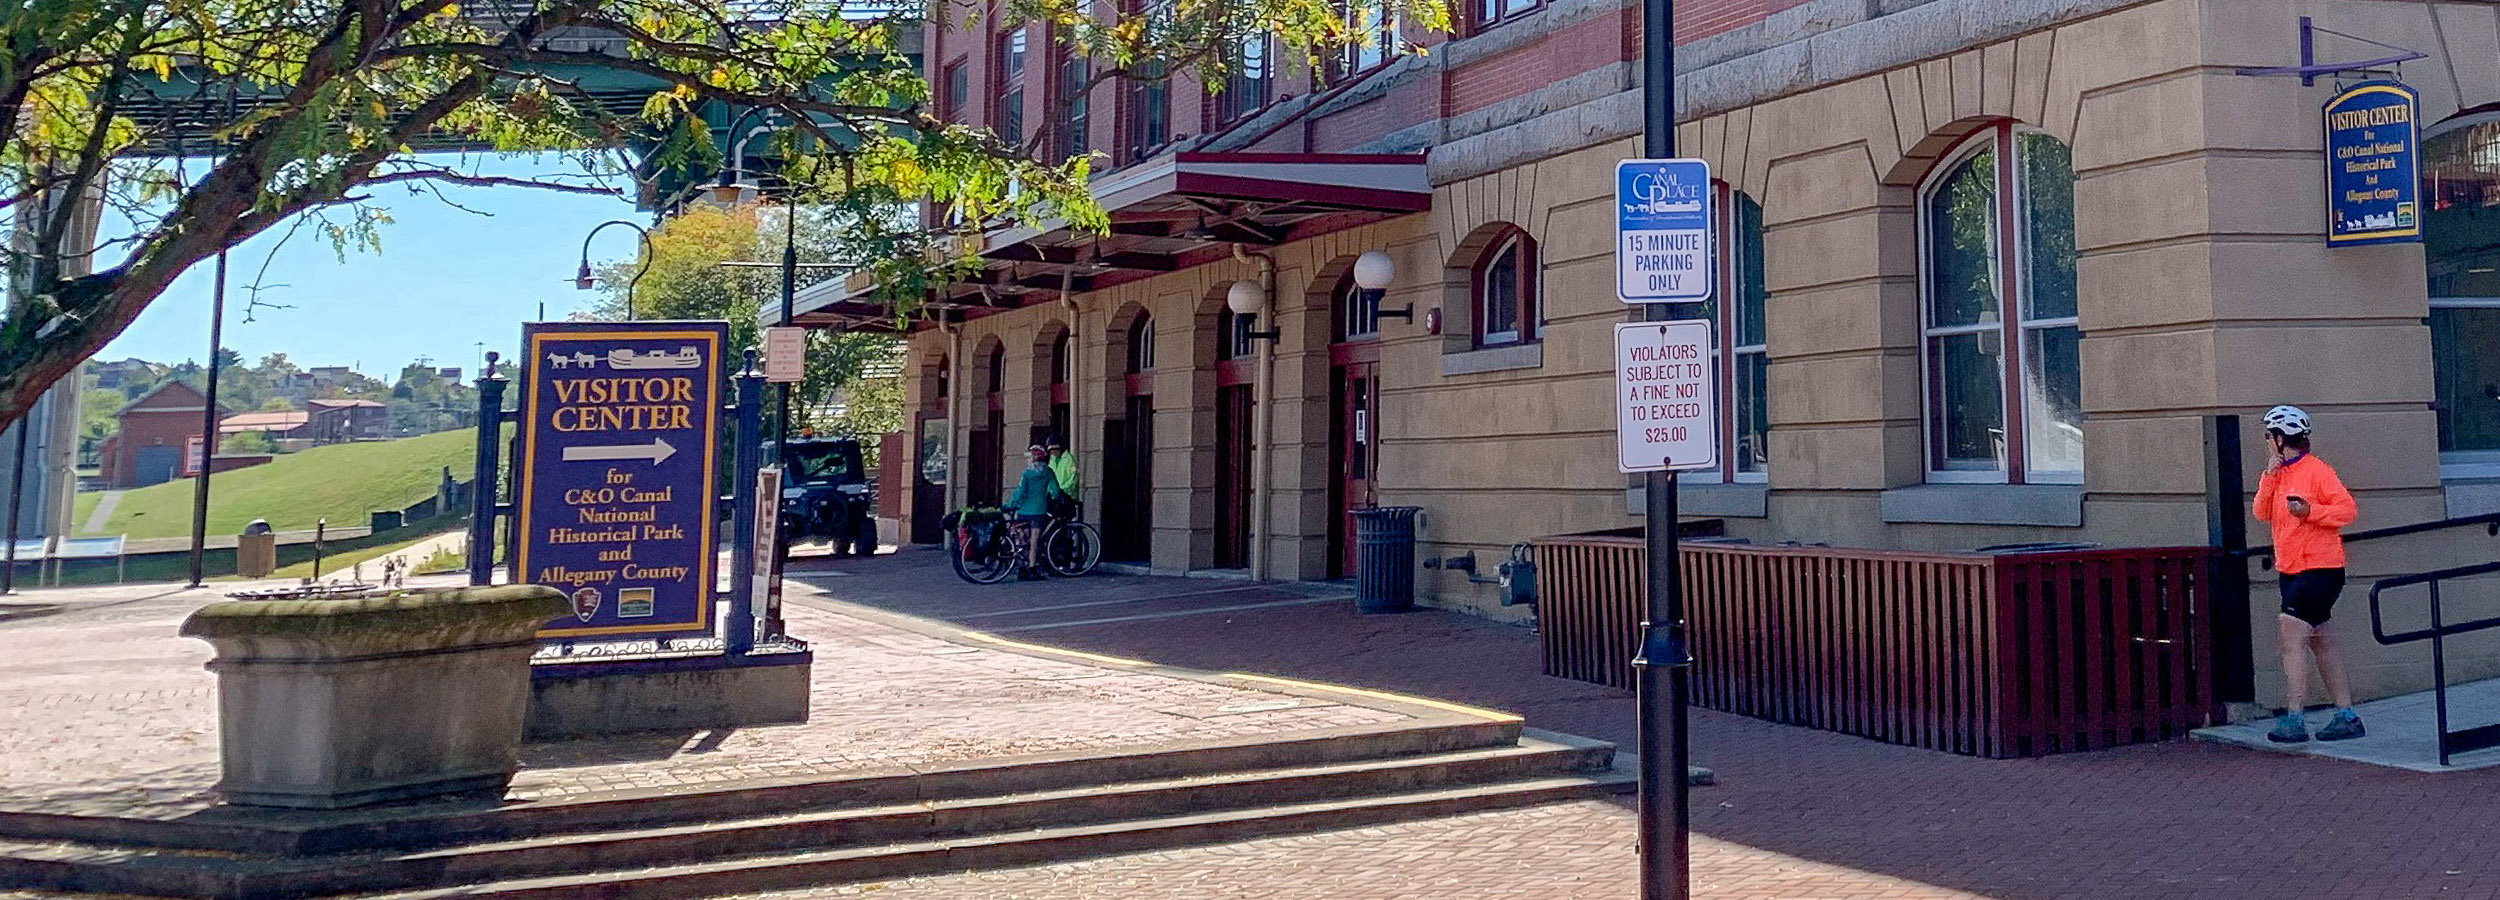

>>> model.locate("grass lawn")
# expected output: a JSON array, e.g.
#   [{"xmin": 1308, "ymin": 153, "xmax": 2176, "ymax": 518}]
[{"xmin": 72, "ymin": 430, "xmax": 484, "ymax": 539}]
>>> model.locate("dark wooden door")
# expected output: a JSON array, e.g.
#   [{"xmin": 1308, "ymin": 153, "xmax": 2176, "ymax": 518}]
[
  {"xmin": 1101, "ymin": 396, "xmax": 1155, "ymax": 562},
  {"xmin": 1213, "ymin": 385, "xmax": 1253, "ymax": 569},
  {"xmin": 1330, "ymin": 363, "xmax": 1375, "ymax": 578},
  {"xmin": 966, "ymin": 412, "xmax": 1003, "ymax": 507},
  {"xmin": 909, "ymin": 414, "xmax": 947, "ymax": 544}
]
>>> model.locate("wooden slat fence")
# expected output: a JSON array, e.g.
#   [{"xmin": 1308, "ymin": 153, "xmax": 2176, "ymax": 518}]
[{"xmin": 1531, "ymin": 537, "xmax": 2219, "ymax": 758}]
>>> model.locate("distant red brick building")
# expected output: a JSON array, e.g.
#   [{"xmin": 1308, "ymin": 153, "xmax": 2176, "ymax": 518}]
[{"xmin": 97, "ymin": 381, "xmax": 224, "ymax": 489}]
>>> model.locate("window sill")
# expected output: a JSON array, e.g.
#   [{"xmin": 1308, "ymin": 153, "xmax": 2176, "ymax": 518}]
[
  {"xmin": 1879, "ymin": 483, "xmax": 2084, "ymax": 527},
  {"xmin": 1442, "ymin": 342, "xmax": 1542, "ymax": 376},
  {"xmin": 1625, "ymin": 482, "xmax": 1768, "ymax": 519},
  {"xmin": 2445, "ymin": 477, "xmax": 2500, "ymax": 518}
]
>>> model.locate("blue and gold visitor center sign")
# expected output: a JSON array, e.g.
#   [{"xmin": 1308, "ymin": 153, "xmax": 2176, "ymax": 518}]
[
  {"xmin": 2324, "ymin": 80, "xmax": 2421, "ymax": 246},
  {"xmin": 514, "ymin": 320, "xmax": 728, "ymax": 643}
]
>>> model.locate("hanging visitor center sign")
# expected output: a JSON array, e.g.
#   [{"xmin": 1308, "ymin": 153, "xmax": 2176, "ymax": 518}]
[
  {"xmin": 514, "ymin": 320, "xmax": 729, "ymax": 648},
  {"xmin": 1616, "ymin": 159, "xmax": 1715, "ymax": 303},
  {"xmin": 2324, "ymin": 79, "xmax": 2421, "ymax": 246},
  {"xmin": 1615, "ymin": 320, "xmax": 1718, "ymax": 473}
]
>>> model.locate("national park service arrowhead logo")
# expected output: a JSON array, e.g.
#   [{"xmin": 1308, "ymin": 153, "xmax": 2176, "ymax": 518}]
[{"xmin": 570, "ymin": 587, "xmax": 603, "ymax": 623}]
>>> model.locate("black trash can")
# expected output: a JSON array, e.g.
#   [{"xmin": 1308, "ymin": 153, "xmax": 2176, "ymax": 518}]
[{"xmin": 1351, "ymin": 506, "xmax": 1422, "ymax": 614}]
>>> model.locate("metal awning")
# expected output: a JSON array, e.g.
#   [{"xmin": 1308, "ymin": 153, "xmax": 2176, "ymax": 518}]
[{"xmin": 790, "ymin": 152, "xmax": 1429, "ymax": 331}]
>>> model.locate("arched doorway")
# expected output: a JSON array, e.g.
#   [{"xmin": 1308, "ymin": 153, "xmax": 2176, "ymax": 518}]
[
  {"xmin": 1213, "ymin": 299, "xmax": 1257, "ymax": 570},
  {"xmin": 966, "ymin": 340, "xmax": 1006, "ymax": 507},
  {"xmin": 908, "ymin": 352, "xmax": 951, "ymax": 544},
  {"xmin": 1101, "ymin": 310, "xmax": 1155, "ymax": 562},
  {"xmin": 1327, "ymin": 272, "xmax": 1378, "ymax": 578}
]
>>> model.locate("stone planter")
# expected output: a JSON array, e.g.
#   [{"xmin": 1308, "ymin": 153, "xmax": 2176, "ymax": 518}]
[{"xmin": 180, "ymin": 586, "xmax": 568, "ymax": 809}]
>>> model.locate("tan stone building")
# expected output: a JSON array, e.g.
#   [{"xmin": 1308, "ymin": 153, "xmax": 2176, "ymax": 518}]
[{"xmin": 797, "ymin": 0, "xmax": 2500, "ymax": 704}]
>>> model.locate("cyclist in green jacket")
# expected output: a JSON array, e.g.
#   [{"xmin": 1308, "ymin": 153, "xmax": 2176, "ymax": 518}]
[{"xmin": 1046, "ymin": 438, "xmax": 1079, "ymax": 516}]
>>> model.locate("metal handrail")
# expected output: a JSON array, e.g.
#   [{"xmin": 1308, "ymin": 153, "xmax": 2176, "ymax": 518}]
[
  {"xmin": 2233, "ymin": 511, "xmax": 2500, "ymax": 562},
  {"xmin": 2369, "ymin": 560, "xmax": 2500, "ymax": 646},
  {"xmin": 2364, "ymin": 559, "xmax": 2500, "ymax": 766}
]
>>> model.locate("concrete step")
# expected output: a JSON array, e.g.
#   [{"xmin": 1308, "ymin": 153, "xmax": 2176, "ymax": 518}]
[
  {"xmin": 5, "ymin": 732, "xmax": 1617, "ymax": 900},
  {"xmin": 0, "ymin": 717, "xmax": 1522, "ymax": 857},
  {"xmin": 361, "ymin": 769, "xmax": 1636, "ymax": 900}
]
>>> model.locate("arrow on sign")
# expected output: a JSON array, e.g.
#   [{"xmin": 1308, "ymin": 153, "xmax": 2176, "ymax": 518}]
[{"xmin": 563, "ymin": 439, "xmax": 678, "ymax": 465}]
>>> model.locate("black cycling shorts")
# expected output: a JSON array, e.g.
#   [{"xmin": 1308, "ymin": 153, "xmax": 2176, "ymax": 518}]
[{"xmin": 2279, "ymin": 568, "xmax": 2347, "ymax": 627}]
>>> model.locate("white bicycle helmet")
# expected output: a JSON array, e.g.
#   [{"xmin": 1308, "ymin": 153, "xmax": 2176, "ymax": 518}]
[{"xmin": 2262, "ymin": 405, "xmax": 2311, "ymax": 436}]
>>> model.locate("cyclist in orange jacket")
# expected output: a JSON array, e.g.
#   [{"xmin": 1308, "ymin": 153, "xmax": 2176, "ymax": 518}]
[{"xmin": 2253, "ymin": 405, "xmax": 2365, "ymax": 743}]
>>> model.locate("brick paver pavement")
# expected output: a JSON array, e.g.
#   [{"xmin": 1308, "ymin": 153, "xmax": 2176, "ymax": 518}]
[
  {"xmin": 784, "ymin": 548, "xmax": 2500, "ymax": 900},
  {"xmin": 735, "ymin": 800, "xmax": 1990, "ymax": 900},
  {"xmin": 0, "ymin": 578, "xmax": 1405, "ymax": 820}
]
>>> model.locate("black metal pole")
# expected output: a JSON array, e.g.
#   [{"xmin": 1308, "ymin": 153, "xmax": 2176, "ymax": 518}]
[
  {"xmin": 1634, "ymin": 0, "xmax": 1691, "ymax": 898},
  {"xmin": 729, "ymin": 350, "xmax": 764, "ymax": 656},
  {"xmin": 311, "ymin": 518, "xmax": 327, "ymax": 580},
  {"xmin": 187, "ymin": 251, "xmax": 229, "ymax": 588},
  {"xmin": 2206, "ymin": 414, "xmax": 2254, "ymax": 703},
  {"xmin": 778, "ymin": 202, "xmax": 798, "ymax": 457},
  {"xmin": 2, "ymin": 417, "xmax": 27, "ymax": 595},
  {"xmin": 469, "ymin": 352, "xmax": 507, "ymax": 586}
]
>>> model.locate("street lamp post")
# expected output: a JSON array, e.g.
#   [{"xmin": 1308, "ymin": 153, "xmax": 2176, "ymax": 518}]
[
  {"xmin": 575, "ymin": 220, "xmax": 652, "ymax": 320},
  {"xmin": 187, "ymin": 251, "xmax": 229, "ymax": 588}
]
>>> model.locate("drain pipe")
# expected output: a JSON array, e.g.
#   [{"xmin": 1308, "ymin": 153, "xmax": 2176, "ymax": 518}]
[
  {"xmin": 1232, "ymin": 244, "xmax": 1278, "ymax": 582},
  {"xmin": 1059, "ymin": 264, "xmax": 1084, "ymax": 510},
  {"xmin": 944, "ymin": 320, "xmax": 965, "ymax": 510}
]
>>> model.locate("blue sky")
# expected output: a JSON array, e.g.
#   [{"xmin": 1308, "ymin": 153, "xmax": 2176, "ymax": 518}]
[{"xmin": 98, "ymin": 154, "xmax": 644, "ymax": 377}]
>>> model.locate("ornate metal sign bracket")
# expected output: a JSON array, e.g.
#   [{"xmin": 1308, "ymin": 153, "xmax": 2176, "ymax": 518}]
[{"xmin": 2235, "ymin": 16, "xmax": 2427, "ymax": 87}]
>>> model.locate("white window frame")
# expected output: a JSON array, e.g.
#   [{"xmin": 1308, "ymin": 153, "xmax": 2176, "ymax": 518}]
[
  {"xmin": 1915, "ymin": 124, "xmax": 2083, "ymax": 487},
  {"xmin": 1727, "ymin": 188, "xmax": 1769, "ymax": 485},
  {"xmin": 1476, "ymin": 233, "xmax": 1532, "ymax": 348}
]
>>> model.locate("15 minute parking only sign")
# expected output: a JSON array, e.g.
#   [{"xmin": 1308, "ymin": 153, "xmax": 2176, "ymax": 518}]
[
  {"xmin": 1616, "ymin": 320, "xmax": 1717, "ymax": 473},
  {"xmin": 1617, "ymin": 159, "xmax": 1714, "ymax": 303}
]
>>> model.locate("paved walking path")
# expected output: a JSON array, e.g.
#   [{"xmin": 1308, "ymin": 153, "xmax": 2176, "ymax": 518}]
[
  {"xmin": 75, "ymin": 493, "xmax": 121, "ymax": 536},
  {"xmin": 776, "ymin": 547, "xmax": 2500, "ymax": 900}
]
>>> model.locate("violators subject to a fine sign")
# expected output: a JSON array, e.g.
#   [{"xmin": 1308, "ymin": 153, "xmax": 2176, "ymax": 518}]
[{"xmin": 1615, "ymin": 320, "xmax": 1718, "ymax": 473}]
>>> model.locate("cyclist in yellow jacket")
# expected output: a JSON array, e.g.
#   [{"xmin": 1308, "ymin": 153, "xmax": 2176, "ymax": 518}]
[{"xmin": 2253, "ymin": 405, "xmax": 2365, "ymax": 743}]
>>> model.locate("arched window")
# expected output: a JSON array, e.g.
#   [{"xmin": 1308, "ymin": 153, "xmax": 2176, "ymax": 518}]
[
  {"xmin": 1472, "ymin": 229, "xmax": 1538, "ymax": 348},
  {"xmin": 1127, "ymin": 314, "xmax": 1156, "ymax": 373},
  {"xmin": 985, "ymin": 345, "xmax": 1006, "ymax": 395},
  {"xmin": 935, "ymin": 355, "xmax": 951, "ymax": 399},
  {"xmin": 1050, "ymin": 332, "xmax": 1071, "ymax": 385},
  {"xmin": 1919, "ymin": 125, "xmax": 2081, "ymax": 484},
  {"xmin": 2424, "ymin": 114, "xmax": 2500, "ymax": 476},
  {"xmin": 1334, "ymin": 274, "xmax": 1378, "ymax": 343},
  {"xmin": 1217, "ymin": 309, "xmax": 1256, "ymax": 361}
]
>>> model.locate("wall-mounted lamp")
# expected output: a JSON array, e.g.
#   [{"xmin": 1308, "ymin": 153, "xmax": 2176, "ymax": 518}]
[
  {"xmin": 1354, "ymin": 250, "xmax": 1413, "ymax": 327},
  {"xmin": 1226, "ymin": 280, "xmax": 1282, "ymax": 342}
]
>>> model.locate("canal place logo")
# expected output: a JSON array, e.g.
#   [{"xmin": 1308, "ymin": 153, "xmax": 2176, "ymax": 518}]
[{"xmin": 515, "ymin": 321, "xmax": 729, "ymax": 645}]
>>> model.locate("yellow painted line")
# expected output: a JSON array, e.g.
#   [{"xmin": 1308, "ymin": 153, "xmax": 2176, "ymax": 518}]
[
  {"xmin": 958, "ymin": 631, "xmax": 1153, "ymax": 667},
  {"xmin": 1220, "ymin": 673, "xmax": 1524, "ymax": 723}
]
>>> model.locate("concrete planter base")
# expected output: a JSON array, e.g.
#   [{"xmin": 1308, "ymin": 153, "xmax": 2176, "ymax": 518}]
[
  {"xmin": 181, "ymin": 586, "xmax": 569, "ymax": 810},
  {"xmin": 528, "ymin": 649, "xmax": 813, "ymax": 739}
]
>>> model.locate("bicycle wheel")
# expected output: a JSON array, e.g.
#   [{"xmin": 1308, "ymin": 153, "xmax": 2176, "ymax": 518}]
[
  {"xmin": 952, "ymin": 531, "xmax": 1016, "ymax": 584},
  {"xmin": 1042, "ymin": 521, "xmax": 1102, "ymax": 577}
]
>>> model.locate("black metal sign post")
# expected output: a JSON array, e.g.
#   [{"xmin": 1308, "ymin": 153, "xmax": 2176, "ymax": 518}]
[{"xmin": 1634, "ymin": 0, "xmax": 1692, "ymax": 898}]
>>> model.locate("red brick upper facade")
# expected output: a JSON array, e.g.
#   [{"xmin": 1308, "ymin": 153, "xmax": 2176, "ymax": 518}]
[{"xmin": 927, "ymin": 0, "xmax": 1820, "ymax": 175}]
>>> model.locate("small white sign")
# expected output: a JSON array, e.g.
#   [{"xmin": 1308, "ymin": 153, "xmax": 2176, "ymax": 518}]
[
  {"xmin": 1615, "ymin": 320, "xmax": 1718, "ymax": 473},
  {"xmin": 763, "ymin": 326, "xmax": 806, "ymax": 383},
  {"xmin": 1616, "ymin": 159, "xmax": 1715, "ymax": 304}
]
